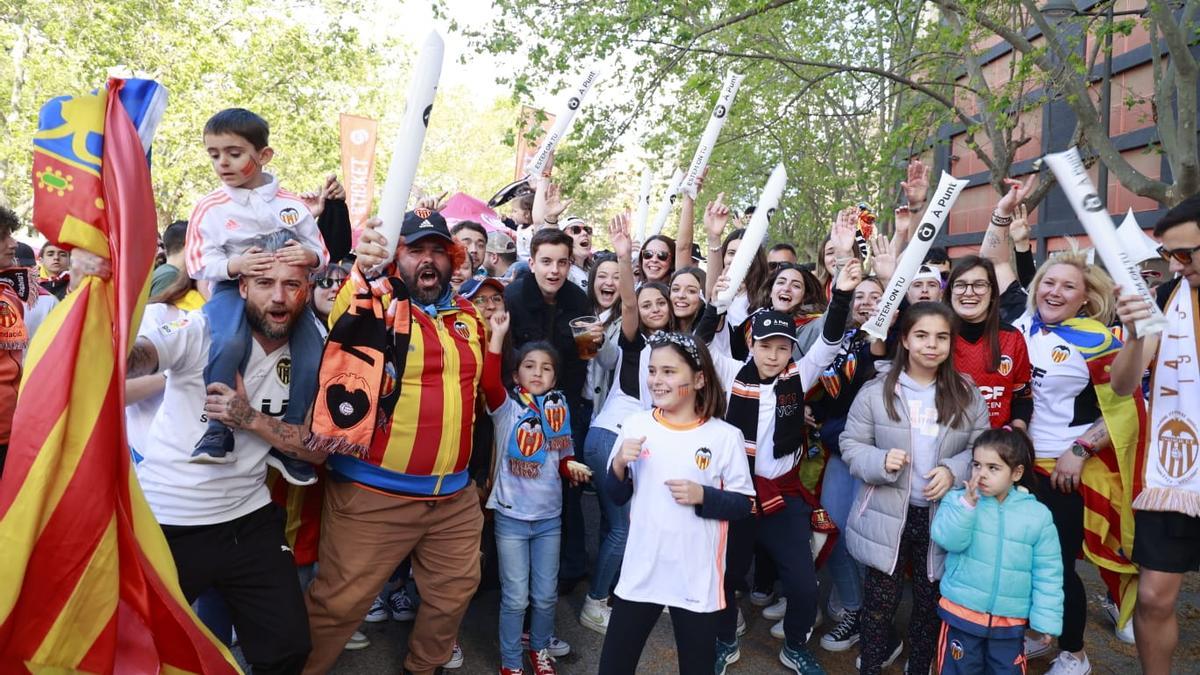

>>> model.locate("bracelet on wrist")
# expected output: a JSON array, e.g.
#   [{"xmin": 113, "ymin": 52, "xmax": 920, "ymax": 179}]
[
  {"xmin": 990, "ymin": 212, "xmax": 1014, "ymax": 226},
  {"xmin": 544, "ymin": 218, "xmax": 558, "ymax": 226}
]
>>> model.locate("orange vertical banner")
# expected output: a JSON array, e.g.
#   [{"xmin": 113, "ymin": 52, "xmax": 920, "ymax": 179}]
[
  {"xmin": 515, "ymin": 105, "xmax": 555, "ymax": 180},
  {"xmin": 339, "ymin": 113, "xmax": 379, "ymax": 235}
]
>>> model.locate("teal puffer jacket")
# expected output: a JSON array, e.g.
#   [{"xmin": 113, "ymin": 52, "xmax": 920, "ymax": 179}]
[{"xmin": 931, "ymin": 486, "xmax": 1064, "ymax": 636}]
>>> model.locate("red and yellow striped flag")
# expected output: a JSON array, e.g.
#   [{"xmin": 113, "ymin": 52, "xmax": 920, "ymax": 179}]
[{"xmin": 0, "ymin": 78, "xmax": 239, "ymax": 673}]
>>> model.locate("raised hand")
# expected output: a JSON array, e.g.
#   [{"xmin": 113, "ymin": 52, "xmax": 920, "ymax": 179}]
[
  {"xmin": 963, "ymin": 475, "xmax": 980, "ymax": 506},
  {"xmin": 901, "ymin": 159, "xmax": 930, "ymax": 209},
  {"xmin": 996, "ymin": 175, "xmax": 1035, "ymax": 217},
  {"xmin": 354, "ymin": 218, "xmax": 392, "ymax": 272},
  {"xmin": 835, "ymin": 253, "xmax": 864, "ymax": 292},
  {"xmin": 868, "ymin": 232, "xmax": 897, "ymax": 283},
  {"xmin": 1010, "ymin": 203, "xmax": 1031, "ymax": 248},
  {"xmin": 704, "ymin": 192, "xmax": 730, "ymax": 243},
  {"xmin": 609, "ymin": 212, "xmax": 633, "ymax": 259},
  {"xmin": 613, "ymin": 436, "xmax": 646, "ymax": 473},
  {"xmin": 324, "ymin": 174, "xmax": 346, "ymax": 201},
  {"xmin": 831, "ymin": 207, "xmax": 858, "ymax": 260},
  {"xmin": 545, "ymin": 183, "xmax": 573, "ymax": 221},
  {"xmin": 893, "ymin": 204, "xmax": 914, "ymax": 245},
  {"xmin": 488, "ymin": 308, "xmax": 510, "ymax": 338}
]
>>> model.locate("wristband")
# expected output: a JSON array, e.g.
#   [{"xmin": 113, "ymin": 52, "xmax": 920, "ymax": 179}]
[
  {"xmin": 545, "ymin": 218, "xmax": 559, "ymax": 226},
  {"xmin": 1073, "ymin": 438, "xmax": 1096, "ymax": 456},
  {"xmin": 990, "ymin": 211, "xmax": 1014, "ymax": 226}
]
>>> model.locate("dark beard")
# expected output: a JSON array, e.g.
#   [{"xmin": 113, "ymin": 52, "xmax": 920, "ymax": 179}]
[
  {"xmin": 245, "ymin": 301, "xmax": 300, "ymax": 340},
  {"xmin": 401, "ymin": 266, "xmax": 451, "ymax": 305}
]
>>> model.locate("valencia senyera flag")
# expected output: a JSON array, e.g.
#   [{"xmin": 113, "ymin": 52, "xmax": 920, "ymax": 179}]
[{"xmin": 0, "ymin": 78, "xmax": 240, "ymax": 673}]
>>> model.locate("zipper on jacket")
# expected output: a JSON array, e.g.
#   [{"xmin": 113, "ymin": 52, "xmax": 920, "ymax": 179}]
[{"xmin": 987, "ymin": 498, "xmax": 1005, "ymax": 614}]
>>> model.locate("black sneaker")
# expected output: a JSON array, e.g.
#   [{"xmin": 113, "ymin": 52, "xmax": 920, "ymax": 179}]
[
  {"xmin": 856, "ymin": 637, "xmax": 903, "ymax": 670},
  {"xmin": 819, "ymin": 609, "xmax": 859, "ymax": 652},
  {"xmin": 266, "ymin": 448, "xmax": 317, "ymax": 486},
  {"xmin": 190, "ymin": 427, "xmax": 236, "ymax": 464}
]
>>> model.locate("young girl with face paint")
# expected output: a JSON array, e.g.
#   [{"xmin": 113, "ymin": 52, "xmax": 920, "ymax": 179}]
[
  {"xmin": 483, "ymin": 311, "xmax": 591, "ymax": 675},
  {"xmin": 705, "ymin": 260, "xmax": 865, "ymax": 675},
  {"xmin": 840, "ymin": 302, "xmax": 990, "ymax": 675},
  {"xmin": 597, "ymin": 332, "xmax": 754, "ymax": 675},
  {"xmin": 579, "ymin": 214, "xmax": 673, "ymax": 634}
]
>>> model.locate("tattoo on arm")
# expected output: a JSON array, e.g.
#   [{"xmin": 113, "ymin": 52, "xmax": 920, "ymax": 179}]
[
  {"xmin": 226, "ymin": 395, "xmax": 257, "ymax": 429},
  {"xmin": 1080, "ymin": 418, "xmax": 1112, "ymax": 451},
  {"xmin": 127, "ymin": 339, "xmax": 159, "ymax": 378}
]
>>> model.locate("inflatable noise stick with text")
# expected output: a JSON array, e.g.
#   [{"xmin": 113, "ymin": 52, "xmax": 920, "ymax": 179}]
[{"xmin": 714, "ymin": 163, "xmax": 788, "ymax": 312}]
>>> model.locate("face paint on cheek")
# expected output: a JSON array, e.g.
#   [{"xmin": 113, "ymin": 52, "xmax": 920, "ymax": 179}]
[
  {"xmin": 676, "ymin": 383, "xmax": 692, "ymax": 397},
  {"xmin": 241, "ymin": 156, "xmax": 259, "ymax": 177}
]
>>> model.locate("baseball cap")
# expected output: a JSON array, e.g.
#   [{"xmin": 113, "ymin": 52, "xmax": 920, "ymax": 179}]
[
  {"xmin": 690, "ymin": 243, "xmax": 706, "ymax": 263},
  {"xmin": 913, "ymin": 264, "xmax": 942, "ymax": 284},
  {"xmin": 14, "ymin": 242, "xmax": 36, "ymax": 268},
  {"xmin": 487, "ymin": 177, "xmax": 535, "ymax": 208},
  {"xmin": 400, "ymin": 208, "xmax": 453, "ymax": 245},
  {"xmin": 459, "ymin": 276, "xmax": 505, "ymax": 300},
  {"xmin": 486, "ymin": 229, "xmax": 516, "ymax": 254},
  {"xmin": 751, "ymin": 310, "xmax": 798, "ymax": 343}
]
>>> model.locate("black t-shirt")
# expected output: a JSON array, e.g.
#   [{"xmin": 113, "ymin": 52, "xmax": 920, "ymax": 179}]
[{"xmin": 999, "ymin": 279, "xmax": 1028, "ymax": 326}]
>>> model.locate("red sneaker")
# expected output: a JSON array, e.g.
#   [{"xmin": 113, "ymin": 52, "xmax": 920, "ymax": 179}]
[
  {"xmin": 528, "ymin": 648, "xmax": 557, "ymax": 675},
  {"xmin": 498, "ymin": 668, "xmax": 524, "ymax": 675}
]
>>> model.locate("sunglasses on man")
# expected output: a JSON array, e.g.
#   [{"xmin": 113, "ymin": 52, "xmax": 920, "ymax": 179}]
[
  {"xmin": 1159, "ymin": 244, "xmax": 1200, "ymax": 266},
  {"xmin": 566, "ymin": 224, "xmax": 593, "ymax": 236}
]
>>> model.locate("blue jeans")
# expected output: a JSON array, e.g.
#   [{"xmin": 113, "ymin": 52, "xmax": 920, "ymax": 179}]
[
  {"xmin": 202, "ymin": 280, "xmax": 322, "ymax": 430},
  {"xmin": 495, "ymin": 512, "xmax": 561, "ymax": 669},
  {"xmin": 583, "ymin": 426, "xmax": 627, "ymax": 601},
  {"xmin": 821, "ymin": 454, "xmax": 864, "ymax": 612}
]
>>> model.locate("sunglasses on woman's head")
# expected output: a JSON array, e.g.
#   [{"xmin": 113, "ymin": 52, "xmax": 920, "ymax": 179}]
[
  {"xmin": 641, "ymin": 249, "xmax": 670, "ymax": 261},
  {"xmin": 1159, "ymin": 244, "xmax": 1200, "ymax": 265},
  {"xmin": 315, "ymin": 277, "xmax": 347, "ymax": 289}
]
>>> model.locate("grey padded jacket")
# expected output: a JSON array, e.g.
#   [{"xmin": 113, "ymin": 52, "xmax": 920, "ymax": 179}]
[{"xmin": 839, "ymin": 373, "xmax": 990, "ymax": 580}]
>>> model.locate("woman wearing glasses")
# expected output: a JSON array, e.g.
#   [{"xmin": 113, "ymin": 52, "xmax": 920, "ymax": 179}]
[
  {"xmin": 944, "ymin": 256, "xmax": 1033, "ymax": 430},
  {"xmin": 562, "ymin": 216, "xmax": 595, "ymax": 291}
]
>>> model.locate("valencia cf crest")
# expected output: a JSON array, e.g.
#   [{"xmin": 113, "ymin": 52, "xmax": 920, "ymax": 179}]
[
  {"xmin": 414, "ymin": 207, "xmax": 432, "ymax": 220},
  {"xmin": 1157, "ymin": 412, "xmax": 1200, "ymax": 482},
  {"xmin": 950, "ymin": 639, "xmax": 964, "ymax": 660},
  {"xmin": 543, "ymin": 392, "xmax": 567, "ymax": 433},
  {"xmin": 695, "ymin": 447, "xmax": 712, "ymax": 470},
  {"xmin": 453, "ymin": 320, "xmax": 471, "ymax": 340},
  {"xmin": 998, "ymin": 355, "xmax": 1013, "ymax": 376},
  {"xmin": 279, "ymin": 207, "xmax": 301, "ymax": 226},
  {"xmin": 276, "ymin": 357, "xmax": 292, "ymax": 385},
  {"xmin": 0, "ymin": 301, "xmax": 16, "ymax": 329},
  {"xmin": 1051, "ymin": 345, "xmax": 1071, "ymax": 364},
  {"xmin": 516, "ymin": 418, "xmax": 545, "ymax": 457}
]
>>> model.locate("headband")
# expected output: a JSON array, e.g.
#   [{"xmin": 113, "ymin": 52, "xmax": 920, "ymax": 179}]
[{"xmin": 648, "ymin": 331, "xmax": 703, "ymax": 370}]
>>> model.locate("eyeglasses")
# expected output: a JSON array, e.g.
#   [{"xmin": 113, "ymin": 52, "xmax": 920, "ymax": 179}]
[
  {"xmin": 566, "ymin": 224, "xmax": 593, "ymax": 236},
  {"xmin": 472, "ymin": 294, "xmax": 504, "ymax": 307},
  {"xmin": 642, "ymin": 249, "xmax": 670, "ymax": 262},
  {"xmin": 951, "ymin": 280, "xmax": 991, "ymax": 294},
  {"xmin": 315, "ymin": 277, "xmax": 347, "ymax": 289},
  {"xmin": 1159, "ymin": 244, "xmax": 1200, "ymax": 265}
]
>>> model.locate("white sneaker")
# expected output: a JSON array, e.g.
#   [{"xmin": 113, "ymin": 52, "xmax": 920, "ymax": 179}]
[
  {"xmin": 443, "ymin": 641, "xmax": 464, "ymax": 669},
  {"xmin": 1101, "ymin": 596, "xmax": 1136, "ymax": 644},
  {"xmin": 771, "ymin": 618, "xmax": 785, "ymax": 640},
  {"xmin": 763, "ymin": 597, "xmax": 788, "ymax": 621},
  {"xmin": 1023, "ymin": 633, "xmax": 1055, "ymax": 660},
  {"xmin": 751, "ymin": 590, "xmax": 776, "ymax": 606},
  {"xmin": 343, "ymin": 630, "xmax": 370, "ymax": 651},
  {"xmin": 1047, "ymin": 651, "xmax": 1091, "ymax": 675},
  {"xmin": 522, "ymin": 632, "xmax": 570, "ymax": 658},
  {"xmin": 364, "ymin": 595, "xmax": 389, "ymax": 623},
  {"xmin": 737, "ymin": 607, "xmax": 747, "ymax": 636},
  {"xmin": 579, "ymin": 595, "xmax": 611, "ymax": 635}
]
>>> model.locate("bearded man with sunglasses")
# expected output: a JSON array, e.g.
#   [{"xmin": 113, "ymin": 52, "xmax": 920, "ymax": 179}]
[{"xmin": 1110, "ymin": 193, "xmax": 1200, "ymax": 675}]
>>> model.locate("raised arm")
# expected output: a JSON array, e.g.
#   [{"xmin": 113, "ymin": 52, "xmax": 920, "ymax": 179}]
[
  {"xmin": 127, "ymin": 337, "xmax": 160, "ymax": 378},
  {"xmin": 702, "ymin": 193, "xmax": 730, "ymax": 300},
  {"xmin": 675, "ymin": 167, "xmax": 705, "ymax": 265},
  {"xmin": 979, "ymin": 176, "xmax": 1035, "ymax": 292},
  {"xmin": 1110, "ymin": 291, "xmax": 1161, "ymax": 397},
  {"xmin": 610, "ymin": 213, "xmax": 640, "ymax": 342}
]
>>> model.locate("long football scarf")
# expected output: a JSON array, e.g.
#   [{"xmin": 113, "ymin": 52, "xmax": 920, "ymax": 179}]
[
  {"xmin": 310, "ymin": 264, "xmax": 412, "ymax": 457},
  {"xmin": 1134, "ymin": 280, "xmax": 1200, "ymax": 516},
  {"xmin": 507, "ymin": 387, "xmax": 573, "ymax": 466},
  {"xmin": 1030, "ymin": 312, "xmax": 1145, "ymax": 632}
]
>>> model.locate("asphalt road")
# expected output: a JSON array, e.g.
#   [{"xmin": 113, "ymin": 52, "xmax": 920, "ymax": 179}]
[{"xmin": 302, "ymin": 490, "xmax": 1200, "ymax": 674}]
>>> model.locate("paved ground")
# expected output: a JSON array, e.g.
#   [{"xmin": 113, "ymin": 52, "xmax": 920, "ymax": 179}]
[{"xmin": 305, "ymin": 490, "xmax": 1200, "ymax": 674}]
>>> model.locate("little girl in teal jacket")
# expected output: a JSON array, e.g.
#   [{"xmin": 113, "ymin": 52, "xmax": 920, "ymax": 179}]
[{"xmin": 930, "ymin": 428, "xmax": 1062, "ymax": 674}]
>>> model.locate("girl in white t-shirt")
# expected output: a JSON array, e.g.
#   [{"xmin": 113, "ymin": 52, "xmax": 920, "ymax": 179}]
[{"xmin": 597, "ymin": 331, "xmax": 755, "ymax": 675}]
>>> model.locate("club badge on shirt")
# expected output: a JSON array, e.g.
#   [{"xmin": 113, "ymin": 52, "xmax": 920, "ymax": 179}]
[{"xmin": 695, "ymin": 447, "xmax": 712, "ymax": 470}]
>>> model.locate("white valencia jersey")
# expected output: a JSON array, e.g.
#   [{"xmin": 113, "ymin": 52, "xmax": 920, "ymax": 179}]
[
  {"xmin": 608, "ymin": 411, "xmax": 754, "ymax": 612},
  {"xmin": 1015, "ymin": 314, "xmax": 1101, "ymax": 460},
  {"xmin": 184, "ymin": 173, "xmax": 329, "ymax": 281},
  {"xmin": 137, "ymin": 311, "xmax": 292, "ymax": 525}
]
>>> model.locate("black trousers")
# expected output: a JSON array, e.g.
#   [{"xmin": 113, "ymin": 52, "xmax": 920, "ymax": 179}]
[
  {"xmin": 161, "ymin": 503, "xmax": 311, "ymax": 674},
  {"xmin": 599, "ymin": 595, "xmax": 719, "ymax": 675},
  {"xmin": 1034, "ymin": 478, "xmax": 1088, "ymax": 652}
]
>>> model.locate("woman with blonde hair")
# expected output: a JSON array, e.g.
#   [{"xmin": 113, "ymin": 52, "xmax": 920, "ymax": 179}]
[{"xmin": 1014, "ymin": 247, "xmax": 1142, "ymax": 675}]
